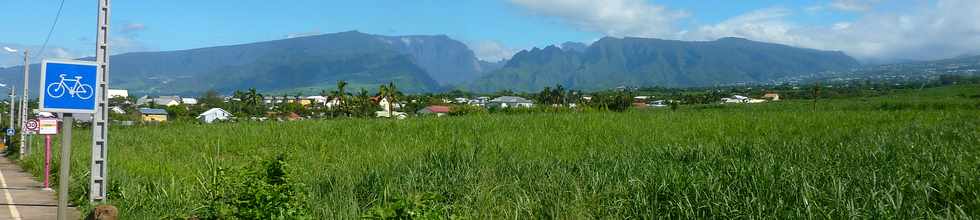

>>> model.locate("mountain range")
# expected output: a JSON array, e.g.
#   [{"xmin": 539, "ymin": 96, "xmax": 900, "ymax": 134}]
[
  {"xmin": 0, "ymin": 31, "xmax": 872, "ymax": 96},
  {"xmin": 0, "ymin": 31, "xmax": 488, "ymax": 96},
  {"xmin": 466, "ymin": 37, "xmax": 860, "ymax": 92}
]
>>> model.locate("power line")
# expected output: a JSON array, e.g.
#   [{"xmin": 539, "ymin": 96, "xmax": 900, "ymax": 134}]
[{"xmin": 37, "ymin": 0, "xmax": 67, "ymax": 59}]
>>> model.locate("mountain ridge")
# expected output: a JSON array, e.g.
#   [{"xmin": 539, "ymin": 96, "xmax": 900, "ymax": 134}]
[
  {"xmin": 466, "ymin": 36, "xmax": 860, "ymax": 92},
  {"xmin": 0, "ymin": 31, "xmax": 484, "ymax": 96}
]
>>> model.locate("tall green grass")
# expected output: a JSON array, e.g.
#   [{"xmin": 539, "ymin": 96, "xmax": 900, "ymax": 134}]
[{"xmin": 17, "ymin": 86, "xmax": 980, "ymax": 219}]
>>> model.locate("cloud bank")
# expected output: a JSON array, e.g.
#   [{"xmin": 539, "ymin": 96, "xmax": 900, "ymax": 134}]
[
  {"xmin": 0, "ymin": 43, "xmax": 81, "ymax": 67},
  {"xmin": 510, "ymin": 0, "xmax": 980, "ymax": 62},
  {"xmin": 470, "ymin": 41, "xmax": 518, "ymax": 62},
  {"xmin": 509, "ymin": 0, "xmax": 688, "ymax": 38}
]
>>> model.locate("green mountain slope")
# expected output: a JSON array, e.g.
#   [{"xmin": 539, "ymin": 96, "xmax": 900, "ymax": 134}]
[
  {"xmin": 0, "ymin": 31, "xmax": 473, "ymax": 96},
  {"xmin": 468, "ymin": 37, "xmax": 861, "ymax": 92}
]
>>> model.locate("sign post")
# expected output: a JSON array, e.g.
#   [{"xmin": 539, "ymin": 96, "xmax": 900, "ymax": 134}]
[
  {"xmin": 39, "ymin": 59, "xmax": 99, "ymax": 220},
  {"xmin": 25, "ymin": 119, "xmax": 38, "ymax": 158},
  {"xmin": 38, "ymin": 118, "xmax": 58, "ymax": 190},
  {"xmin": 58, "ymin": 114, "xmax": 72, "ymax": 220}
]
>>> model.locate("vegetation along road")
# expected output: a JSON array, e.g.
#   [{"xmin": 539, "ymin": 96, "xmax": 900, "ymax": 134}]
[{"xmin": 16, "ymin": 85, "xmax": 980, "ymax": 219}]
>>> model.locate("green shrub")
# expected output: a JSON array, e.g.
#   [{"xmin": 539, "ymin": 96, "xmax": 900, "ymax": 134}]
[
  {"xmin": 449, "ymin": 105, "xmax": 488, "ymax": 116},
  {"xmin": 362, "ymin": 192, "xmax": 455, "ymax": 219},
  {"xmin": 196, "ymin": 154, "xmax": 309, "ymax": 220}
]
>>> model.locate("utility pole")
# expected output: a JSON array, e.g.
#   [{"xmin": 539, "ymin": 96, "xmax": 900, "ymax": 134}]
[
  {"xmin": 8, "ymin": 86, "xmax": 13, "ymax": 132},
  {"xmin": 90, "ymin": 0, "xmax": 111, "ymax": 203},
  {"xmin": 19, "ymin": 50, "xmax": 28, "ymax": 158}
]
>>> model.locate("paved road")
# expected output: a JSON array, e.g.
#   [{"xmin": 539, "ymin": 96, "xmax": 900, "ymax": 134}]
[{"xmin": 0, "ymin": 156, "xmax": 79, "ymax": 220}]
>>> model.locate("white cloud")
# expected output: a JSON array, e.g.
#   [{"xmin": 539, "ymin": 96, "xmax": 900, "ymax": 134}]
[
  {"xmin": 110, "ymin": 36, "xmax": 155, "ymax": 55},
  {"xmin": 121, "ymin": 22, "xmax": 147, "ymax": 34},
  {"xmin": 512, "ymin": 0, "xmax": 980, "ymax": 62},
  {"xmin": 469, "ymin": 41, "xmax": 518, "ymax": 62},
  {"xmin": 828, "ymin": 0, "xmax": 880, "ymax": 12},
  {"xmin": 691, "ymin": 7, "xmax": 805, "ymax": 45},
  {"xmin": 0, "ymin": 43, "xmax": 83, "ymax": 67},
  {"xmin": 284, "ymin": 31, "xmax": 322, "ymax": 39},
  {"xmin": 51, "ymin": 47, "xmax": 73, "ymax": 58},
  {"xmin": 508, "ymin": 0, "xmax": 688, "ymax": 38},
  {"xmin": 689, "ymin": 0, "xmax": 980, "ymax": 61}
]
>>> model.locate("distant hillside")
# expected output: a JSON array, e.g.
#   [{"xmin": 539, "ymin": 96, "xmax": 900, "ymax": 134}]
[
  {"xmin": 478, "ymin": 60, "xmax": 507, "ymax": 73},
  {"xmin": 467, "ymin": 37, "xmax": 861, "ymax": 92},
  {"xmin": 376, "ymin": 35, "xmax": 485, "ymax": 84},
  {"xmin": 787, "ymin": 54, "xmax": 980, "ymax": 84},
  {"xmin": 0, "ymin": 31, "xmax": 489, "ymax": 96}
]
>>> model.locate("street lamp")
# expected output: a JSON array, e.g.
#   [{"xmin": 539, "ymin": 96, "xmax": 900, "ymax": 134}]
[{"xmin": 3, "ymin": 46, "xmax": 30, "ymax": 157}]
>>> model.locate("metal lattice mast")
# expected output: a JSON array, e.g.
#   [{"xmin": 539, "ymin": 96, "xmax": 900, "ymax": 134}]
[{"xmin": 90, "ymin": 0, "xmax": 110, "ymax": 202}]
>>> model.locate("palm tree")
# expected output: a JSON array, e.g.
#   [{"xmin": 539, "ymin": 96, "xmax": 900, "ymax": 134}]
[
  {"xmin": 245, "ymin": 88, "xmax": 264, "ymax": 107},
  {"xmin": 354, "ymin": 88, "xmax": 373, "ymax": 117},
  {"xmin": 554, "ymin": 84, "xmax": 566, "ymax": 105},
  {"xmin": 377, "ymin": 82, "xmax": 401, "ymax": 118},
  {"xmin": 231, "ymin": 90, "xmax": 247, "ymax": 114},
  {"xmin": 334, "ymin": 80, "xmax": 348, "ymax": 106}
]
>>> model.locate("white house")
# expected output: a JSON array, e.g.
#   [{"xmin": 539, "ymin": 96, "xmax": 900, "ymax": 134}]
[
  {"xmin": 197, "ymin": 108, "xmax": 232, "ymax": 124},
  {"xmin": 107, "ymin": 89, "xmax": 129, "ymax": 98},
  {"xmin": 722, "ymin": 95, "xmax": 766, "ymax": 104},
  {"xmin": 468, "ymin": 97, "xmax": 490, "ymax": 107},
  {"xmin": 648, "ymin": 100, "xmax": 668, "ymax": 108},
  {"xmin": 377, "ymin": 97, "xmax": 404, "ymax": 112},
  {"xmin": 155, "ymin": 98, "xmax": 181, "ymax": 106},
  {"xmin": 325, "ymin": 97, "xmax": 342, "ymax": 109},
  {"xmin": 182, "ymin": 98, "xmax": 199, "ymax": 105},
  {"xmin": 110, "ymin": 106, "xmax": 126, "ymax": 114},
  {"xmin": 306, "ymin": 96, "xmax": 329, "ymax": 105},
  {"xmin": 375, "ymin": 110, "xmax": 407, "ymax": 119},
  {"xmin": 490, "ymin": 96, "xmax": 534, "ymax": 108}
]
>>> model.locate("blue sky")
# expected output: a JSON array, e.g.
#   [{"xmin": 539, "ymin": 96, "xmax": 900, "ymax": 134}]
[{"xmin": 2, "ymin": 0, "xmax": 979, "ymax": 66}]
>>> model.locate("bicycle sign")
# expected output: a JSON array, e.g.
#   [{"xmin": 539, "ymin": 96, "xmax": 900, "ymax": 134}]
[
  {"xmin": 39, "ymin": 59, "xmax": 100, "ymax": 114},
  {"xmin": 48, "ymin": 74, "xmax": 95, "ymax": 100}
]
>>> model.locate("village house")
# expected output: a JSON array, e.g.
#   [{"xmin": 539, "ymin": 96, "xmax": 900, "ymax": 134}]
[
  {"xmin": 763, "ymin": 93, "xmax": 781, "ymax": 101},
  {"xmin": 286, "ymin": 112, "xmax": 303, "ymax": 121},
  {"xmin": 376, "ymin": 97, "xmax": 404, "ymax": 112},
  {"xmin": 722, "ymin": 95, "xmax": 766, "ymax": 104},
  {"xmin": 110, "ymin": 106, "xmax": 126, "ymax": 114},
  {"xmin": 489, "ymin": 96, "xmax": 534, "ymax": 108},
  {"xmin": 417, "ymin": 105, "xmax": 451, "ymax": 117},
  {"xmin": 468, "ymin": 96, "xmax": 490, "ymax": 107},
  {"xmin": 107, "ymin": 89, "xmax": 129, "ymax": 98},
  {"xmin": 197, "ymin": 108, "xmax": 232, "ymax": 124},
  {"xmin": 139, "ymin": 108, "xmax": 168, "ymax": 122},
  {"xmin": 292, "ymin": 97, "xmax": 313, "ymax": 106},
  {"xmin": 305, "ymin": 96, "xmax": 329, "ymax": 105},
  {"xmin": 182, "ymin": 98, "xmax": 199, "ymax": 105},
  {"xmin": 262, "ymin": 96, "xmax": 315, "ymax": 106},
  {"xmin": 373, "ymin": 97, "xmax": 406, "ymax": 119},
  {"xmin": 648, "ymin": 100, "xmax": 668, "ymax": 108},
  {"xmin": 375, "ymin": 111, "xmax": 408, "ymax": 119},
  {"xmin": 156, "ymin": 96, "xmax": 183, "ymax": 106},
  {"xmin": 138, "ymin": 96, "xmax": 182, "ymax": 107},
  {"xmin": 325, "ymin": 97, "xmax": 342, "ymax": 109}
]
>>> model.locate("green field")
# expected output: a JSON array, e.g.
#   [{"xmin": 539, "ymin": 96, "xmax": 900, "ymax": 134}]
[{"xmin": 18, "ymin": 85, "xmax": 980, "ymax": 219}]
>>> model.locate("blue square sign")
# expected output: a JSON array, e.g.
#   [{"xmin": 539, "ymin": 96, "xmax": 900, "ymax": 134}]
[{"xmin": 39, "ymin": 59, "xmax": 100, "ymax": 114}]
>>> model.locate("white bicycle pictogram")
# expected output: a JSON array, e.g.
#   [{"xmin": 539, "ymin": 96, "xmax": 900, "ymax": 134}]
[{"xmin": 47, "ymin": 74, "xmax": 94, "ymax": 100}]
